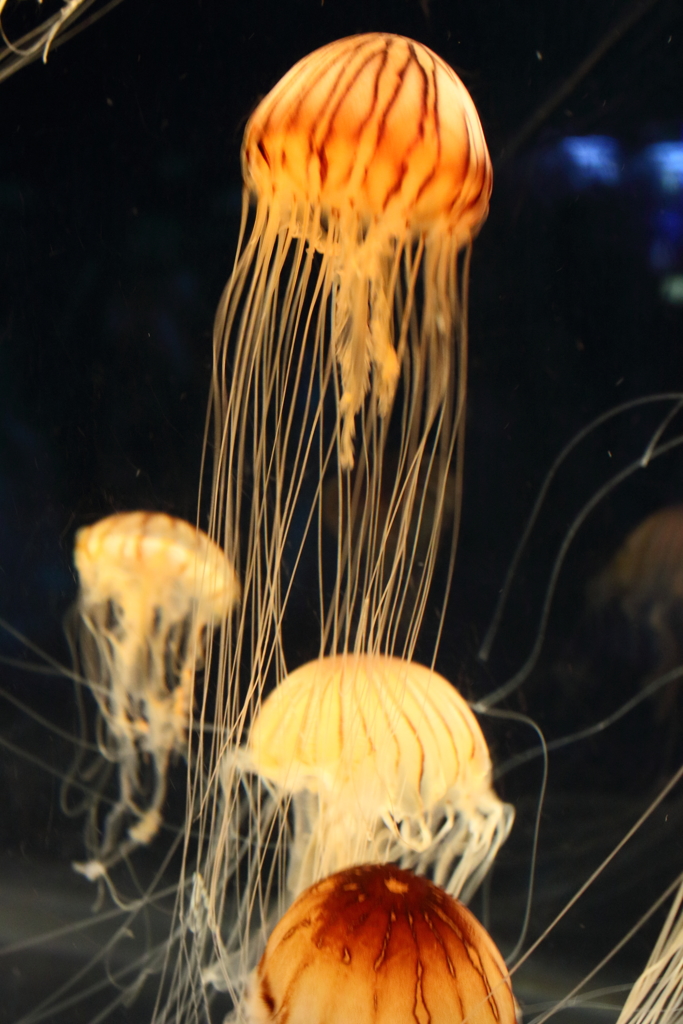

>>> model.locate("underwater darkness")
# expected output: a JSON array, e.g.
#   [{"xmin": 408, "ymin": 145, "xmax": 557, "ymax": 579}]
[{"xmin": 1, "ymin": 0, "xmax": 683, "ymax": 1020}]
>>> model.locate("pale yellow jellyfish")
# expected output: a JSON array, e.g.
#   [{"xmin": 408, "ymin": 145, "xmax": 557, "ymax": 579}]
[
  {"xmin": 244, "ymin": 653, "xmax": 513, "ymax": 900},
  {"xmin": 68, "ymin": 511, "xmax": 240, "ymax": 881},
  {"xmin": 245, "ymin": 863, "xmax": 520, "ymax": 1024},
  {"xmin": 207, "ymin": 32, "xmax": 492, "ymax": 707}
]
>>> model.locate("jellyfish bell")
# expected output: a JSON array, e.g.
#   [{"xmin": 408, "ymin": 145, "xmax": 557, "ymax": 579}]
[
  {"xmin": 69, "ymin": 511, "xmax": 240, "ymax": 878},
  {"xmin": 242, "ymin": 31, "xmax": 491, "ymax": 467},
  {"xmin": 209, "ymin": 32, "xmax": 492, "ymax": 696},
  {"xmin": 241, "ymin": 653, "xmax": 513, "ymax": 901},
  {"xmin": 244, "ymin": 863, "xmax": 519, "ymax": 1024}
]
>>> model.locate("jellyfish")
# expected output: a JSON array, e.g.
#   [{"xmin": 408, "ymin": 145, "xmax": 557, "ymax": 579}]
[
  {"xmin": 588, "ymin": 505, "xmax": 683, "ymax": 682},
  {"xmin": 169, "ymin": 652, "xmax": 512, "ymax": 1009},
  {"xmin": 68, "ymin": 511, "xmax": 240, "ymax": 881},
  {"xmin": 229, "ymin": 654, "xmax": 513, "ymax": 904},
  {"xmin": 245, "ymin": 863, "xmax": 519, "ymax": 1024},
  {"xmin": 207, "ymin": 32, "xmax": 492, "ymax": 706},
  {"xmin": 548, "ymin": 504, "xmax": 683, "ymax": 770}
]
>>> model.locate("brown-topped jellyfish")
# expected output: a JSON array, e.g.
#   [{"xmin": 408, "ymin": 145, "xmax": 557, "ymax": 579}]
[
  {"xmin": 67, "ymin": 511, "xmax": 239, "ymax": 882},
  {"xmin": 245, "ymin": 863, "xmax": 519, "ymax": 1024},
  {"xmin": 207, "ymin": 32, "xmax": 492, "ymax": 698}
]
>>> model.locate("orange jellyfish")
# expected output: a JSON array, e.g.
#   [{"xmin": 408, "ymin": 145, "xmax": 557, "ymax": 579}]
[
  {"xmin": 230, "ymin": 654, "xmax": 513, "ymax": 907},
  {"xmin": 208, "ymin": 32, "xmax": 492, "ymax": 699},
  {"xmin": 245, "ymin": 863, "xmax": 519, "ymax": 1024},
  {"xmin": 68, "ymin": 511, "xmax": 240, "ymax": 882}
]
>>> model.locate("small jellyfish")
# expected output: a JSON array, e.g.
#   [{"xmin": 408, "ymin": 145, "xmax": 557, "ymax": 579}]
[
  {"xmin": 245, "ymin": 863, "xmax": 519, "ymax": 1024},
  {"xmin": 68, "ymin": 511, "xmax": 240, "ymax": 880},
  {"xmin": 208, "ymin": 32, "xmax": 492, "ymax": 692},
  {"xmin": 240, "ymin": 653, "xmax": 513, "ymax": 902}
]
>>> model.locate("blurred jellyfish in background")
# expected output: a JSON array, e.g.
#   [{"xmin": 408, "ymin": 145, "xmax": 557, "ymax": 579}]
[
  {"xmin": 589, "ymin": 505, "xmax": 683, "ymax": 693},
  {"xmin": 532, "ymin": 498, "xmax": 683, "ymax": 785},
  {"xmin": 244, "ymin": 863, "xmax": 519, "ymax": 1024},
  {"xmin": 67, "ymin": 511, "xmax": 239, "ymax": 885}
]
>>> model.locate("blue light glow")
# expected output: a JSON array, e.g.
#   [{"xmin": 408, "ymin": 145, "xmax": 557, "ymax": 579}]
[
  {"xmin": 559, "ymin": 135, "xmax": 622, "ymax": 186},
  {"xmin": 642, "ymin": 142, "xmax": 683, "ymax": 194}
]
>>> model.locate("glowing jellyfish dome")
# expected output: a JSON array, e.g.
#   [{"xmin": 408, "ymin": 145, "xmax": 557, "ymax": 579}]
[
  {"xmin": 245, "ymin": 863, "xmax": 520, "ymax": 1024},
  {"xmin": 244, "ymin": 653, "xmax": 513, "ymax": 899}
]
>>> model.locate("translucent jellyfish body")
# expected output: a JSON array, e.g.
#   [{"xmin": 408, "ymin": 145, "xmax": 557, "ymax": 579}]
[
  {"xmin": 569, "ymin": 504, "xmax": 683, "ymax": 765},
  {"xmin": 208, "ymin": 32, "xmax": 492, "ymax": 697},
  {"xmin": 70, "ymin": 511, "xmax": 240, "ymax": 879},
  {"xmin": 243, "ymin": 653, "xmax": 513, "ymax": 901},
  {"xmin": 245, "ymin": 863, "xmax": 519, "ymax": 1024}
]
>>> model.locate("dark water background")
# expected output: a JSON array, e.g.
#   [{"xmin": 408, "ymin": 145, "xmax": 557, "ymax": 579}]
[{"xmin": 1, "ymin": 0, "xmax": 683, "ymax": 1021}]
